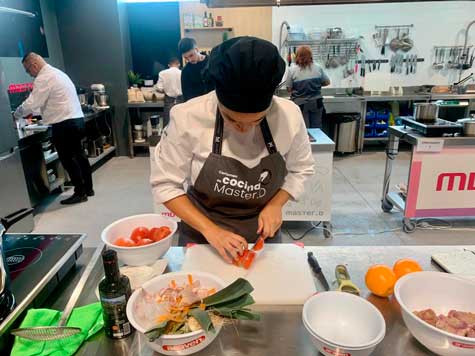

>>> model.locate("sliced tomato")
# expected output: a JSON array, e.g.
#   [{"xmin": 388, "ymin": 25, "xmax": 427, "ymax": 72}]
[
  {"xmin": 241, "ymin": 250, "xmax": 256, "ymax": 269},
  {"xmin": 115, "ymin": 237, "xmax": 136, "ymax": 247},
  {"xmin": 150, "ymin": 226, "xmax": 172, "ymax": 242},
  {"xmin": 130, "ymin": 226, "xmax": 150, "ymax": 242},
  {"xmin": 136, "ymin": 238, "xmax": 154, "ymax": 246},
  {"xmin": 252, "ymin": 237, "xmax": 265, "ymax": 251}
]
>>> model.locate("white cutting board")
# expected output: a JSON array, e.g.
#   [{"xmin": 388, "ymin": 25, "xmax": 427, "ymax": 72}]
[{"xmin": 181, "ymin": 244, "xmax": 316, "ymax": 305}]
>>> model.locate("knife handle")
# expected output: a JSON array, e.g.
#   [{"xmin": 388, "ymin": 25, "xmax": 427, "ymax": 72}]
[{"xmin": 307, "ymin": 252, "xmax": 322, "ymax": 274}]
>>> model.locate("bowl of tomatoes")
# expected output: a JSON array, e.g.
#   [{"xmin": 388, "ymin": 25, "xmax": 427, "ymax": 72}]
[{"xmin": 101, "ymin": 214, "xmax": 177, "ymax": 266}]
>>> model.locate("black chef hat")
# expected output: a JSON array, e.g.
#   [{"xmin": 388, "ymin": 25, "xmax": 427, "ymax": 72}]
[{"xmin": 206, "ymin": 36, "xmax": 285, "ymax": 113}]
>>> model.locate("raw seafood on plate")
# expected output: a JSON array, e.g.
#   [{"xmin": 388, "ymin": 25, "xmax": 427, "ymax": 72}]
[{"xmin": 132, "ymin": 275, "xmax": 260, "ymax": 342}]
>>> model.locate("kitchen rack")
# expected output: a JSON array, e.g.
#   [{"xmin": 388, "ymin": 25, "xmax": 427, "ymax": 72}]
[{"xmin": 285, "ymin": 37, "xmax": 361, "ymax": 65}]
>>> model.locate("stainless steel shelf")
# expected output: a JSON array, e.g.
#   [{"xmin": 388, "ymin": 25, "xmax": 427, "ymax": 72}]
[
  {"xmin": 88, "ymin": 146, "xmax": 116, "ymax": 166},
  {"xmin": 44, "ymin": 152, "xmax": 58, "ymax": 164},
  {"xmin": 364, "ymin": 137, "xmax": 389, "ymax": 142},
  {"xmin": 184, "ymin": 27, "xmax": 232, "ymax": 32},
  {"xmin": 132, "ymin": 140, "xmax": 149, "ymax": 147},
  {"xmin": 48, "ymin": 177, "xmax": 65, "ymax": 192},
  {"xmin": 128, "ymin": 102, "xmax": 164, "ymax": 108}
]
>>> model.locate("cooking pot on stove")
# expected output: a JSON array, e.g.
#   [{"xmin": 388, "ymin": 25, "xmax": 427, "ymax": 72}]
[
  {"xmin": 0, "ymin": 208, "xmax": 34, "ymax": 322},
  {"xmin": 457, "ymin": 118, "xmax": 475, "ymax": 137}
]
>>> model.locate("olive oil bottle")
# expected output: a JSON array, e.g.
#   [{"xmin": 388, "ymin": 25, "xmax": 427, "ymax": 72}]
[{"xmin": 99, "ymin": 250, "xmax": 133, "ymax": 339}]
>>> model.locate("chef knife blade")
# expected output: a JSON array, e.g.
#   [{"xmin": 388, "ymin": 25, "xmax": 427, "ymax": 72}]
[{"xmin": 307, "ymin": 251, "xmax": 330, "ymax": 291}]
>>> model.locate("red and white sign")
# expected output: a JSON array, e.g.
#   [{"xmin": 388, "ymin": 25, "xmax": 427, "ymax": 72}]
[
  {"xmin": 406, "ymin": 147, "xmax": 475, "ymax": 218},
  {"xmin": 323, "ymin": 346, "xmax": 351, "ymax": 356},
  {"xmin": 452, "ymin": 341, "xmax": 475, "ymax": 349},
  {"xmin": 162, "ymin": 336, "xmax": 206, "ymax": 351}
]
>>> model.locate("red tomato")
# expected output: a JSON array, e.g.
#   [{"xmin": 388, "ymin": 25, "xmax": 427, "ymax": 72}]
[
  {"xmin": 241, "ymin": 250, "xmax": 256, "ymax": 269},
  {"xmin": 136, "ymin": 238, "xmax": 154, "ymax": 246},
  {"xmin": 130, "ymin": 227, "xmax": 150, "ymax": 242},
  {"xmin": 252, "ymin": 237, "xmax": 265, "ymax": 251},
  {"xmin": 150, "ymin": 226, "xmax": 171, "ymax": 242},
  {"xmin": 115, "ymin": 237, "xmax": 136, "ymax": 247}
]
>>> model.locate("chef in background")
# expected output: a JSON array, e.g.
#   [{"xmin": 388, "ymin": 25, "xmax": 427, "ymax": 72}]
[
  {"xmin": 155, "ymin": 57, "xmax": 183, "ymax": 126},
  {"xmin": 151, "ymin": 37, "xmax": 314, "ymax": 263},
  {"xmin": 178, "ymin": 38, "xmax": 214, "ymax": 102},
  {"xmin": 14, "ymin": 52, "xmax": 93, "ymax": 205},
  {"xmin": 286, "ymin": 46, "xmax": 330, "ymax": 128}
]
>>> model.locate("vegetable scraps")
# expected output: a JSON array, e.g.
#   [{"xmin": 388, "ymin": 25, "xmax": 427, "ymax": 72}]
[
  {"xmin": 144, "ymin": 276, "xmax": 260, "ymax": 341},
  {"xmin": 115, "ymin": 226, "xmax": 171, "ymax": 247}
]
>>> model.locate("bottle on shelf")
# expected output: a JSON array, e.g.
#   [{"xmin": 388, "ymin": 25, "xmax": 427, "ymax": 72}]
[
  {"xmin": 209, "ymin": 13, "xmax": 214, "ymax": 27},
  {"xmin": 99, "ymin": 250, "xmax": 134, "ymax": 339},
  {"xmin": 203, "ymin": 11, "xmax": 208, "ymax": 27},
  {"xmin": 216, "ymin": 15, "xmax": 223, "ymax": 27}
]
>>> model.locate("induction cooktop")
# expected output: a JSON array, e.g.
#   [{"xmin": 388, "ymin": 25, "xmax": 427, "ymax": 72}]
[{"xmin": 0, "ymin": 234, "xmax": 85, "ymax": 335}]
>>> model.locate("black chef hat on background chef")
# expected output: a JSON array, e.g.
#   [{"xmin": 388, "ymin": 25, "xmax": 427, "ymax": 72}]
[{"xmin": 205, "ymin": 36, "xmax": 286, "ymax": 113}]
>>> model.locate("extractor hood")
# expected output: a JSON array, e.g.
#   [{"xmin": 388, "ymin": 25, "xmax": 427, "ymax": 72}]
[{"xmin": 202, "ymin": 0, "xmax": 454, "ymax": 7}]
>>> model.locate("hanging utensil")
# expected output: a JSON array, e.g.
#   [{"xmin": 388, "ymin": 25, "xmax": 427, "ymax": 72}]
[
  {"xmin": 389, "ymin": 29, "xmax": 401, "ymax": 53},
  {"xmin": 381, "ymin": 29, "xmax": 389, "ymax": 55},
  {"xmin": 11, "ymin": 243, "xmax": 105, "ymax": 341},
  {"xmin": 335, "ymin": 265, "xmax": 360, "ymax": 296}
]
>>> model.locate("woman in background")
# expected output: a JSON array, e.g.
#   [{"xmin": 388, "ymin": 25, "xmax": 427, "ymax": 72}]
[{"xmin": 286, "ymin": 46, "xmax": 330, "ymax": 129}]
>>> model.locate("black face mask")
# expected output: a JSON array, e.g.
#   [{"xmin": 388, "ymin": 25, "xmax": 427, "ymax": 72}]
[{"xmin": 205, "ymin": 36, "xmax": 286, "ymax": 113}]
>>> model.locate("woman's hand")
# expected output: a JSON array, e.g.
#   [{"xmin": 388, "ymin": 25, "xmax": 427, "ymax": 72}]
[
  {"xmin": 202, "ymin": 225, "xmax": 248, "ymax": 264},
  {"xmin": 257, "ymin": 203, "xmax": 283, "ymax": 240},
  {"xmin": 257, "ymin": 190, "xmax": 291, "ymax": 240}
]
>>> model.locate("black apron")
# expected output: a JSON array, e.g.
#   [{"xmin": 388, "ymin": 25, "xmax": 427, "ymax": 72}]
[{"xmin": 179, "ymin": 110, "xmax": 287, "ymax": 245}]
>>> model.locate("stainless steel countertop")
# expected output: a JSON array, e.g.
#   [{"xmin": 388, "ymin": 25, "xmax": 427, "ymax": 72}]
[
  {"xmin": 23, "ymin": 244, "xmax": 475, "ymax": 356},
  {"xmin": 389, "ymin": 125, "xmax": 475, "ymax": 146},
  {"xmin": 362, "ymin": 94, "xmax": 431, "ymax": 102}
]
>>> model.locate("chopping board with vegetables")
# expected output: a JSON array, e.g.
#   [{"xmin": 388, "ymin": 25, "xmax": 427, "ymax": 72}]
[{"xmin": 181, "ymin": 243, "xmax": 316, "ymax": 305}]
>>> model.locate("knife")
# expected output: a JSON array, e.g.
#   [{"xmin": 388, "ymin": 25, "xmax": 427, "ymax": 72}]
[{"xmin": 307, "ymin": 251, "xmax": 330, "ymax": 291}]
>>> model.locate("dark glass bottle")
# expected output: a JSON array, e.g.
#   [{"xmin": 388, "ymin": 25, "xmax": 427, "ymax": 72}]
[{"xmin": 99, "ymin": 250, "xmax": 134, "ymax": 339}]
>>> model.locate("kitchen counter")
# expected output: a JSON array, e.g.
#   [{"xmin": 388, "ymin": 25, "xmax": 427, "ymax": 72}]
[
  {"xmin": 363, "ymin": 94, "xmax": 431, "ymax": 102},
  {"xmin": 389, "ymin": 125, "xmax": 475, "ymax": 147},
  {"xmin": 17, "ymin": 244, "xmax": 474, "ymax": 356},
  {"xmin": 17, "ymin": 109, "xmax": 111, "ymax": 146}
]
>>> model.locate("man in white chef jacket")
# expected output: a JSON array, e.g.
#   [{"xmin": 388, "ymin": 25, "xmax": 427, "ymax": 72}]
[
  {"xmin": 155, "ymin": 57, "xmax": 183, "ymax": 126},
  {"xmin": 14, "ymin": 53, "xmax": 93, "ymax": 205}
]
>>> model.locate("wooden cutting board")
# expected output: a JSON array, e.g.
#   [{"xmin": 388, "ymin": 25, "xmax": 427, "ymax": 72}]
[{"xmin": 181, "ymin": 244, "xmax": 316, "ymax": 305}]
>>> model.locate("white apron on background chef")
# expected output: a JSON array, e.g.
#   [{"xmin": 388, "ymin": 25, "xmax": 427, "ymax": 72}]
[{"xmin": 151, "ymin": 37, "xmax": 314, "ymax": 263}]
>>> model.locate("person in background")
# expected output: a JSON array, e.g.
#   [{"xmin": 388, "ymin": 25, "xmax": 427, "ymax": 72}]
[
  {"xmin": 155, "ymin": 57, "xmax": 183, "ymax": 126},
  {"xmin": 14, "ymin": 53, "xmax": 93, "ymax": 205},
  {"xmin": 178, "ymin": 37, "xmax": 214, "ymax": 102},
  {"xmin": 286, "ymin": 46, "xmax": 330, "ymax": 129}
]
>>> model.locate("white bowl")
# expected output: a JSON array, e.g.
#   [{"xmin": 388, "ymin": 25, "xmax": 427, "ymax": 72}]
[
  {"xmin": 395, "ymin": 271, "xmax": 475, "ymax": 356},
  {"xmin": 101, "ymin": 214, "xmax": 177, "ymax": 266},
  {"xmin": 303, "ymin": 292, "xmax": 386, "ymax": 356},
  {"xmin": 127, "ymin": 271, "xmax": 226, "ymax": 355}
]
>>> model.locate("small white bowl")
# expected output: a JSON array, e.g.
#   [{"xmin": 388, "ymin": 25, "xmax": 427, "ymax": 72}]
[
  {"xmin": 303, "ymin": 291, "xmax": 386, "ymax": 356},
  {"xmin": 127, "ymin": 271, "xmax": 226, "ymax": 355},
  {"xmin": 101, "ymin": 214, "xmax": 177, "ymax": 266},
  {"xmin": 395, "ymin": 271, "xmax": 475, "ymax": 356}
]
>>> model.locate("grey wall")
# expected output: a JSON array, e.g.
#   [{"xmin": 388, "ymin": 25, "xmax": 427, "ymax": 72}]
[
  {"xmin": 56, "ymin": 0, "xmax": 132, "ymax": 156},
  {"xmin": 0, "ymin": 0, "xmax": 64, "ymax": 85}
]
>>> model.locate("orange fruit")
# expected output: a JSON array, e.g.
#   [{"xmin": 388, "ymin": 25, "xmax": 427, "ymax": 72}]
[
  {"xmin": 365, "ymin": 264, "xmax": 397, "ymax": 297},
  {"xmin": 393, "ymin": 258, "xmax": 422, "ymax": 280}
]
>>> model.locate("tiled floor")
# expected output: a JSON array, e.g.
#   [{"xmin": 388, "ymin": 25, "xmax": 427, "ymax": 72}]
[{"xmin": 33, "ymin": 151, "xmax": 475, "ymax": 247}]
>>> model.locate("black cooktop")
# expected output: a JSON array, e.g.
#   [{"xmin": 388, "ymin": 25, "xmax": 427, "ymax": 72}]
[
  {"xmin": 0, "ymin": 234, "xmax": 85, "ymax": 333},
  {"xmin": 402, "ymin": 117, "xmax": 463, "ymax": 137}
]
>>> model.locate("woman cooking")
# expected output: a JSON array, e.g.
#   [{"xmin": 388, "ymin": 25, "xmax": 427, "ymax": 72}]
[
  {"xmin": 151, "ymin": 37, "xmax": 314, "ymax": 263},
  {"xmin": 286, "ymin": 46, "xmax": 330, "ymax": 128}
]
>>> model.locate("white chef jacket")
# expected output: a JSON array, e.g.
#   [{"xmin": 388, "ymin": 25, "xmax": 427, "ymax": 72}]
[
  {"xmin": 151, "ymin": 92, "xmax": 315, "ymax": 205},
  {"xmin": 155, "ymin": 67, "xmax": 182, "ymax": 98},
  {"xmin": 14, "ymin": 64, "xmax": 83, "ymax": 125}
]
